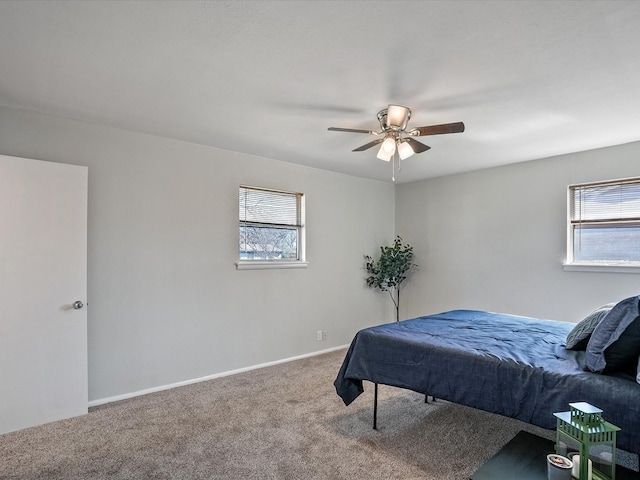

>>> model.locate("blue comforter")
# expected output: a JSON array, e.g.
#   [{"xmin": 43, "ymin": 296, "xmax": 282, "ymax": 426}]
[{"xmin": 334, "ymin": 310, "xmax": 640, "ymax": 455}]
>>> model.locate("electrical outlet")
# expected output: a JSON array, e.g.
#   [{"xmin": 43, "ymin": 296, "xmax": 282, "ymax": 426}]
[
  {"xmin": 316, "ymin": 330, "xmax": 323, "ymax": 341},
  {"xmin": 322, "ymin": 330, "xmax": 327, "ymax": 341}
]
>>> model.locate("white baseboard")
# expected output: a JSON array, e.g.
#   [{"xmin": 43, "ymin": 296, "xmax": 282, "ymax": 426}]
[{"xmin": 88, "ymin": 344, "xmax": 349, "ymax": 408}]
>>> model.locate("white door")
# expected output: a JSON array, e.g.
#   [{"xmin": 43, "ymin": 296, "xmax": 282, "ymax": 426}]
[{"xmin": 0, "ymin": 154, "xmax": 88, "ymax": 434}]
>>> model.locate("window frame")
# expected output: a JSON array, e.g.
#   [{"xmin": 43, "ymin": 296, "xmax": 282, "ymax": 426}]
[
  {"xmin": 236, "ymin": 185, "xmax": 307, "ymax": 270},
  {"xmin": 564, "ymin": 176, "xmax": 640, "ymax": 273}
]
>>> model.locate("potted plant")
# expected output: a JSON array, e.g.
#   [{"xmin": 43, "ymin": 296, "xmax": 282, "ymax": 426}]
[{"xmin": 365, "ymin": 236, "xmax": 416, "ymax": 322}]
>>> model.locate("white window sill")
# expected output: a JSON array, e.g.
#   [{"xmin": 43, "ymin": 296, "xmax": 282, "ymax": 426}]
[
  {"xmin": 563, "ymin": 262, "xmax": 640, "ymax": 274},
  {"xmin": 236, "ymin": 260, "xmax": 309, "ymax": 270}
]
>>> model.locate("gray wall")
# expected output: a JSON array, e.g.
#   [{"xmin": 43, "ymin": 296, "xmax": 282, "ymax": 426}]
[
  {"xmin": 0, "ymin": 106, "xmax": 395, "ymax": 402},
  {"xmin": 3, "ymin": 102, "xmax": 640, "ymax": 404},
  {"xmin": 396, "ymin": 141, "xmax": 640, "ymax": 324}
]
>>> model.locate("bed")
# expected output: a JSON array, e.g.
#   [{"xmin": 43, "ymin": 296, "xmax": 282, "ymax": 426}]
[{"xmin": 334, "ymin": 309, "xmax": 640, "ymax": 456}]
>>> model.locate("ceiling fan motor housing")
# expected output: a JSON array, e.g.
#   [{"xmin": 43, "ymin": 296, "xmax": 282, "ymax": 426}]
[
  {"xmin": 378, "ymin": 104, "xmax": 411, "ymax": 131},
  {"xmin": 386, "ymin": 105, "xmax": 411, "ymax": 130}
]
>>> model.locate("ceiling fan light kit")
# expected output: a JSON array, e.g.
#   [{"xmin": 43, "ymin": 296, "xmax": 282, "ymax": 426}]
[
  {"xmin": 397, "ymin": 140, "xmax": 415, "ymax": 160},
  {"xmin": 328, "ymin": 104, "xmax": 464, "ymax": 180},
  {"xmin": 377, "ymin": 135, "xmax": 397, "ymax": 161}
]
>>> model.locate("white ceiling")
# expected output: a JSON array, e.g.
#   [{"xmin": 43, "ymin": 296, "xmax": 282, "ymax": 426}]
[{"xmin": 1, "ymin": 1, "xmax": 640, "ymax": 183}]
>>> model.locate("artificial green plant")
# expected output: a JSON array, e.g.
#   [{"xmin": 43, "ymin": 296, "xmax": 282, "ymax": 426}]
[{"xmin": 365, "ymin": 236, "xmax": 416, "ymax": 322}]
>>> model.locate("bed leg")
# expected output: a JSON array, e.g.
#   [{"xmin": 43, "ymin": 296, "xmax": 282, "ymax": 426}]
[{"xmin": 373, "ymin": 382, "xmax": 378, "ymax": 430}]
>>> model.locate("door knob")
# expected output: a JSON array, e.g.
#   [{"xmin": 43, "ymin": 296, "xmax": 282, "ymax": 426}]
[{"xmin": 73, "ymin": 301, "xmax": 84, "ymax": 310}]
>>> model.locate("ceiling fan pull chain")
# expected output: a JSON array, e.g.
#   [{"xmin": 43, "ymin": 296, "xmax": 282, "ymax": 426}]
[{"xmin": 392, "ymin": 155, "xmax": 395, "ymax": 182}]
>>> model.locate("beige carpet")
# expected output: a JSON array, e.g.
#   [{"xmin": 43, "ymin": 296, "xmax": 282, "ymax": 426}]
[{"xmin": 0, "ymin": 349, "xmax": 636, "ymax": 479}]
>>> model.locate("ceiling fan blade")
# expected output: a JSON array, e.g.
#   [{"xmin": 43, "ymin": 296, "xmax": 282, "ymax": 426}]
[
  {"xmin": 328, "ymin": 127, "xmax": 376, "ymax": 134},
  {"xmin": 412, "ymin": 122, "xmax": 465, "ymax": 136},
  {"xmin": 352, "ymin": 139, "xmax": 384, "ymax": 152},
  {"xmin": 405, "ymin": 137, "xmax": 431, "ymax": 154}
]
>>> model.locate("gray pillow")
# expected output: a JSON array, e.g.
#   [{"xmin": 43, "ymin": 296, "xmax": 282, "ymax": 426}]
[
  {"xmin": 585, "ymin": 295, "xmax": 640, "ymax": 373},
  {"xmin": 566, "ymin": 303, "xmax": 615, "ymax": 350}
]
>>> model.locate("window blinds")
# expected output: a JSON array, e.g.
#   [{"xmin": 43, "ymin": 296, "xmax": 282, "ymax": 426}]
[
  {"xmin": 239, "ymin": 186, "xmax": 302, "ymax": 227},
  {"xmin": 570, "ymin": 178, "xmax": 640, "ymax": 224}
]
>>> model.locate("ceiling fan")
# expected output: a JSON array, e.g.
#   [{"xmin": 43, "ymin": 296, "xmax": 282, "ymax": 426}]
[{"xmin": 328, "ymin": 104, "xmax": 465, "ymax": 162}]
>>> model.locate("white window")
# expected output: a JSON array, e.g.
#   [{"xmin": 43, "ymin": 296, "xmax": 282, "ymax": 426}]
[
  {"xmin": 566, "ymin": 177, "xmax": 640, "ymax": 271},
  {"xmin": 237, "ymin": 185, "xmax": 306, "ymax": 270}
]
